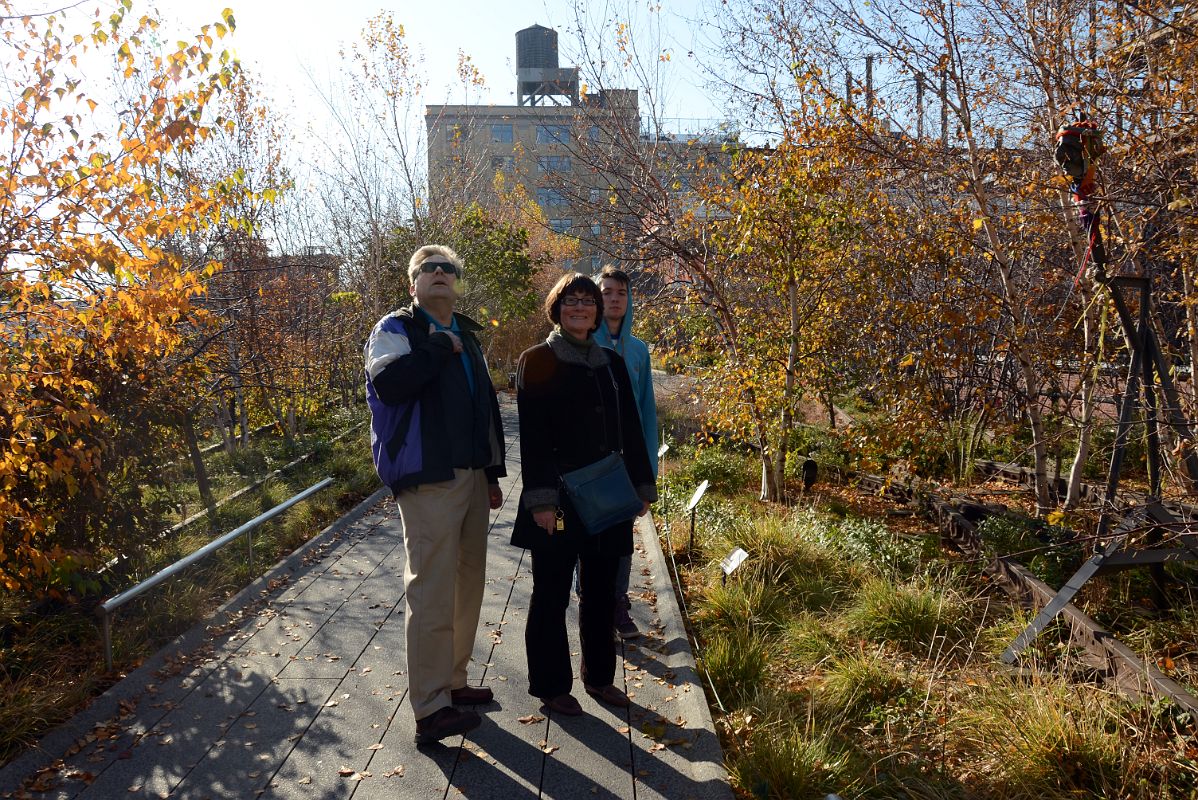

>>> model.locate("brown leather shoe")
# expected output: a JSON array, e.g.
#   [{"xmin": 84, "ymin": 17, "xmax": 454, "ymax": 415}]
[
  {"xmin": 584, "ymin": 683, "xmax": 631, "ymax": 708},
  {"xmin": 541, "ymin": 693, "xmax": 583, "ymax": 716},
  {"xmin": 451, "ymin": 685, "xmax": 494, "ymax": 705},
  {"xmin": 414, "ymin": 706, "xmax": 481, "ymax": 745}
]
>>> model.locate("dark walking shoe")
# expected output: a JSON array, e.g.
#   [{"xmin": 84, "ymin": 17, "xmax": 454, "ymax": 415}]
[
  {"xmin": 451, "ymin": 685, "xmax": 494, "ymax": 705},
  {"xmin": 584, "ymin": 683, "xmax": 631, "ymax": 708},
  {"xmin": 540, "ymin": 693, "xmax": 584, "ymax": 716},
  {"xmin": 614, "ymin": 595, "xmax": 640, "ymax": 640},
  {"xmin": 414, "ymin": 706, "xmax": 481, "ymax": 745},
  {"xmin": 614, "ymin": 604, "xmax": 640, "ymax": 640}
]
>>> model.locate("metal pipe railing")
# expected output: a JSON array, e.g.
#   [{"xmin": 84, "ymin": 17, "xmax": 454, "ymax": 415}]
[{"xmin": 97, "ymin": 477, "xmax": 334, "ymax": 671}]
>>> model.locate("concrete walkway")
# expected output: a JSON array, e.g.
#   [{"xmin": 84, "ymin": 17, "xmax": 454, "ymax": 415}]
[{"xmin": 0, "ymin": 399, "xmax": 731, "ymax": 800}]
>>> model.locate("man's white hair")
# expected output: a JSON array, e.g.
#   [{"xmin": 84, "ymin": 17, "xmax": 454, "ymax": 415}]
[{"xmin": 408, "ymin": 244, "xmax": 464, "ymax": 284}]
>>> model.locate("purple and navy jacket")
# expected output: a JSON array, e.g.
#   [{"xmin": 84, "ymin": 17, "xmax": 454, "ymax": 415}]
[{"xmin": 364, "ymin": 305, "xmax": 505, "ymax": 494}]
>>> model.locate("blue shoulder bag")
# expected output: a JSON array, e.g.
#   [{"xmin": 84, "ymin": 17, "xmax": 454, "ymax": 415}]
[{"xmin": 559, "ymin": 366, "xmax": 642, "ymax": 534}]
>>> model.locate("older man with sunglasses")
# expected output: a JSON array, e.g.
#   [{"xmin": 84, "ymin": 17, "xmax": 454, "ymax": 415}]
[{"xmin": 364, "ymin": 245, "xmax": 506, "ymax": 745}]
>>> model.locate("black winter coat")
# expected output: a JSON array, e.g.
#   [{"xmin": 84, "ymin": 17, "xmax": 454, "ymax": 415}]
[{"xmin": 511, "ymin": 332, "xmax": 656, "ymax": 556}]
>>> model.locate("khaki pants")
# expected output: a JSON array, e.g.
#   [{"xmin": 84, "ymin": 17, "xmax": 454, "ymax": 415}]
[{"xmin": 395, "ymin": 468, "xmax": 490, "ymax": 721}]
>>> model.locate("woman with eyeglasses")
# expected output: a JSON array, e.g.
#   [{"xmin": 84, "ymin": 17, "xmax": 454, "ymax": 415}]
[{"xmin": 511, "ymin": 272, "xmax": 656, "ymax": 718}]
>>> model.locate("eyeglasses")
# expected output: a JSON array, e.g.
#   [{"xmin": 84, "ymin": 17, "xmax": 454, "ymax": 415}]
[
  {"xmin": 561, "ymin": 296, "xmax": 597, "ymax": 307},
  {"xmin": 419, "ymin": 260, "xmax": 460, "ymax": 277}
]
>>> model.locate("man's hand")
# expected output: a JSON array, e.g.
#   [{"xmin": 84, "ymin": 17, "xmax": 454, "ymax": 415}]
[
  {"xmin": 429, "ymin": 323, "xmax": 463, "ymax": 353},
  {"xmin": 637, "ymin": 501, "xmax": 650, "ymax": 517},
  {"xmin": 488, "ymin": 484, "xmax": 503, "ymax": 510}
]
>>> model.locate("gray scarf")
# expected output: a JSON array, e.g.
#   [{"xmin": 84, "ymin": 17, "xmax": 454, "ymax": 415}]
[{"xmin": 547, "ymin": 327, "xmax": 610, "ymax": 369}]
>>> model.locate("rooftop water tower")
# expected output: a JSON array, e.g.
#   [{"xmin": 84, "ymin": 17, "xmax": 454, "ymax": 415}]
[{"xmin": 516, "ymin": 25, "xmax": 580, "ymax": 106}]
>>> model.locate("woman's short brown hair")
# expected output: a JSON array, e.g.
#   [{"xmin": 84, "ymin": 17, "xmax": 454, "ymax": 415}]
[{"xmin": 544, "ymin": 272, "xmax": 604, "ymax": 332}]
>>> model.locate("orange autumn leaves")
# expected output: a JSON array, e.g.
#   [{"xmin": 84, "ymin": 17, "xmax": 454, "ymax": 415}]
[{"xmin": 0, "ymin": 4, "xmax": 258, "ymax": 593}]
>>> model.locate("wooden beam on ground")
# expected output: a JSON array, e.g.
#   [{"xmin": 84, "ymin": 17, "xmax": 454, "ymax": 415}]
[{"xmin": 996, "ymin": 558, "xmax": 1198, "ymax": 715}]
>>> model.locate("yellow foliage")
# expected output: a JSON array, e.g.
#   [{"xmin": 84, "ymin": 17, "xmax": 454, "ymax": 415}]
[{"xmin": 0, "ymin": 1, "xmax": 258, "ymax": 594}]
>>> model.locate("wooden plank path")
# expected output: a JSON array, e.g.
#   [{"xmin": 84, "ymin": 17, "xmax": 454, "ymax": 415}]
[{"xmin": 0, "ymin": 399, "xmax": 731, "ymax": 800}]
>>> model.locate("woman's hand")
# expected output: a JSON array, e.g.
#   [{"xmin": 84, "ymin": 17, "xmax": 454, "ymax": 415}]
[{"xmin": 533, "ymin": 509, "xmax": 558, "ymax": 534}]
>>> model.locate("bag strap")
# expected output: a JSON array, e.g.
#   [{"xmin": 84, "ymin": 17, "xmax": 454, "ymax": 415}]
[{"xmin": 607, "ymin": 364, "xmax": 624, "ymax": 456}]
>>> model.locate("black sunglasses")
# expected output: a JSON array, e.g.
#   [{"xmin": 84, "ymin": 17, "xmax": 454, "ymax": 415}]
[{"xmin": 419, "ymin": 260, "xmax": 460, "ymax": 277}]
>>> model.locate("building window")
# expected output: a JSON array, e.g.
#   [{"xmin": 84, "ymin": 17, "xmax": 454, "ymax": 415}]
[
  {"xmin": 591, "ymin": 222, "xmax": 601, "ymax": 236},
  {"xmin": 537, "ymin": 156, "xmax": 571, "ymax": 173},
  {"xmin": 491, "ymin": 123, "xmax": 513, "ymax": 143},
  {"xmin": 491, "ymin": 156, "xmax": 514, "ymax": 171},
  {"xmin": 549, "ymin": 218, "xmax": 572, "ymax": 234},
  {"xmin": 590, "ymin": 255, "xmax": 602, "ymax": 271},
  {"xmin": 536, "ymin": 188, "xmax": 568, "ymax": 207},
  {"xmin": 536, "ymin": 124, "xmax": 570, "ymax": 144},
  {"xmin": 588, "ymin": 125, "xmax": 601, "ymax": 142},
  {"xmin": 445, "ymin": 124, "xmax": 465, "ymax": 141},
  {"xmin": 590, "ymin": 188, "xmax": 604, "ymax": 205}
]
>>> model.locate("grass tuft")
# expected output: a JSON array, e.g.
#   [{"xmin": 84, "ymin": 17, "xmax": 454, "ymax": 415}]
[
  {"xmin": 728, "ymin": 720, "xmax": 850, "ymax": 799},
  {"xmin": 696, "ymin": 579, "xmax": 790, "ymax": 637},
  {"xmin": 956, "ymin": 679, "xmax": 1132, "ymax": 797},
  {"xmin": 819, "ymin": 648, "xmax": 907, "ymax": 715},
  {"xmin": 700, "ymin": 628, "xmax": 771, "ymax": 709},
  {"xmin": 779, "ymin": 612, "xmax": 840, "ymax": 667},
  {"xmin": 844, "ymin": 575, "xmax": 971, "ymax": 654}
]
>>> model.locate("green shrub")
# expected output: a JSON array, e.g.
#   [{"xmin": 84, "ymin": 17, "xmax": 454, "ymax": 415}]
[
  {"xmin": 785, "ymin": 426, "xmax": 850, "ymax": 471},
  {"xmin": 228, "ymin": 447, "xmax": 268, "ymax": 475},
  {"xmin": 978, "ymin": 516, "xmax": 1081, "ymax": 588},
  {"xmin": 667, "ymin": 444, "xmax": 754, "ymax": 496},
  {"xmin": 816, "ymin": 516, "xmax": 926, "ymax": 580}
]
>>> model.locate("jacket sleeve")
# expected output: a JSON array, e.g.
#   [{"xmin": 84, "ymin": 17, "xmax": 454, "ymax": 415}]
[
  {"xmin": 636, "ymin": 343, "xmax": 659, "ymax": 478},
  {"xmin": 478, "ymin": 341, "xmax": 507, "ymax": 483},
  {"xmin": 612, "ymin": 356, "xmax": 657, "ymax": 503},
  {"xmin": 517, "ymin": 347, "xmax": 561, "ymax": 511},
  {"xmin": 364, "ymin": 317, "xmax": 455, "ymax": 406}
]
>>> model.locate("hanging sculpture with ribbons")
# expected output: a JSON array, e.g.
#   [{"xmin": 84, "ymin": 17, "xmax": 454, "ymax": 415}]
[{"xmin": 1053, "ymin": 115, "xmax": 1108, "ymax": 283}]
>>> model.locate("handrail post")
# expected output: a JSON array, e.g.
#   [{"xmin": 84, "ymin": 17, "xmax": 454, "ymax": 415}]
[
  {"xmin": 685, "ymin": 480, "xmax": 710, "ymax": 554},
  {"xmin": 102, "ymin": 609, "xmax": 113, "ymax": 672}
]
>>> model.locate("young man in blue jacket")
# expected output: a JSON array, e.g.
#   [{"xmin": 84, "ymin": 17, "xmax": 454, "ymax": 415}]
[
  {"xmin": 364, "ymin": 245, "xmax": 506, "ymax": 745},
  {"xmin": 593, "ymin": 266, "xmax": 658, "ymax": 639}
]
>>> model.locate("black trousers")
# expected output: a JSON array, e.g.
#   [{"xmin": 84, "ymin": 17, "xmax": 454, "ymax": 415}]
[{"xmin": 525, "ymin": 544, "xmax": 619, "ymax": 699}]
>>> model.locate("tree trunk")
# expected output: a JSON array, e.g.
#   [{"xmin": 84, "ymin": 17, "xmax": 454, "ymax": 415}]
[
  {"xmin": 236, "ymin": 385, "xmax": 250, "ymax": 447},
  {"xmin": 1020, "ymin": 362, "xmax": 1053, "ymax": 514},
  {"xmin": 1067, "ymin": 299, "xmax": 1100, "ymax": 507},
  {"xmin": 1185, "ymin": 259, "xmax": 1198, "ymax": 415},
  {"xmin": 212, "ymin": 397, "xmax": 235, "ymax": 455},
  {"xmin": 182, "ymin": 410, "xmax": 217, "ymax": 528},
  {"xmin": 775, "ymin": 271, "xmax": 800, "ymax": 504},
  {"xmin": 1066, "ymin": 392, "xmax": 1095, "ymax": 508},
  {"xmin": 759, "ymin": 449, "xmax": 779, "ymax": 502}
]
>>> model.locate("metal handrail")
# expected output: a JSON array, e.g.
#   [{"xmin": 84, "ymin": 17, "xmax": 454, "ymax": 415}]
[{"xmin": 97, "ymin": 477, "xmax": 334, "ymax": 671}]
